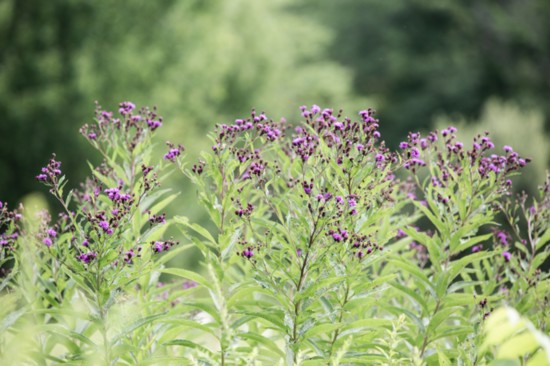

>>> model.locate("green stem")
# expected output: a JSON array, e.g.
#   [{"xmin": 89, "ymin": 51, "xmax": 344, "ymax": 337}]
[{"xmin": 328, "ymin": 281, "xmax": 350, "ymax": 360}]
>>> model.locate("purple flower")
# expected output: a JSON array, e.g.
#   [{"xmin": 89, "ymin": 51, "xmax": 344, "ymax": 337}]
[
  {"xmin": 340, "ymin": 229, "xmax": 349, "ymax": 239},
  {"xmin": 242, "ymin": 249, "xmax": 254, "ymax": 258},
  {"xmin": 395, "ymin": 229, "xmax": 406, "ymax": 239},
  {"xmin": 147, "ymin": 119, "xmax": 162, "ymax": 131},
  {"xmin": 43, "ymin": 237, "xmax": 53, "ymax": 247},
  {"xmin": 153, "ymin": 241, "xmax": 167, "ymax": 253},
  {"xmin": 334, "ymin": 122, "xmax": 344, "ymax": 131},
  {"xmin": 105, "ymin": 188, "xmax": 119, "ymax": 200},
  {"xmin": 118, "ymin": 101, "xmax": 136, "ymax": 115},
  {"xmin": 99, "ymin": 220, "xmax": 113, "ymax": 235},
  {"xmin": 399, "ymin": 142, "xmax": 409, "ymax": 149},
  {"xmin": 502, "ymin": 251, "xmax": 511, "ymax": 262},
  {"xmin": 332, "ymin": 233, "xmax": 343, "ymax": 242},
  {"xmin": 302, "ymin": 181, "xmax": 313, "ymax": 195},
  {"xmin": 375, "ymin": 153, "xmax": 385, "ymax": 162},
  {"xmin": 356, "ymin": 143, "xmax": 364, "ymax": 151},
  {"xmin": 311, "ymin": 105, "xmax": 321, "ymax": 114},
  {"xmin": 88, "ymin": 132, "xmax": 97, "ymax": 140},
  {"xmin": 36, "ymin": 155, "xmax": 62, "ymax": 183},
  {"xmin": 78, "ymin": 252, "xmax": 97, "ymax": 264},
  {"xmin": 47, "ymin": 228, "xmax": 57, "ymax": 238},
  {"xmin": 495, "ymin": 231, "xmax": 509, "ymax": 246},
  {"xmin": 471, "ymin": 245, "xmax": 482, "ymax": 253},
  {"xmin": 503, "ymin": 145, "xmax": 513, "ymax": 153},
  {"xmin": 164, "ymin": 148, "xmax": 181, "ymax": 161}
]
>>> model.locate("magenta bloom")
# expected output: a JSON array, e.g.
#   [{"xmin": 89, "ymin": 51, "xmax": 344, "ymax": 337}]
[{"xmin": 78, "ymin": 252, "xmax": 97, "ymax": 264}]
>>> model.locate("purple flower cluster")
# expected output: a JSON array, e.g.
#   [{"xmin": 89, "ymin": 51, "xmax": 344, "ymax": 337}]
[
  {"xmin": 212, "ymin": 110, "xmax": 284, "ymax": 153},
  {"xmin": 192, "ymin": 160, "xmax": 205, "ymax": 175},
  {"xmin": 42, "ymin": 227, "xmax": 57, "ymax": 247},
  {"xmin": 123, "ymin": 247, "xmax": 141, "ymax": 264},
  {"xmin": 493, "ymin": 230, "xmax": 510, "ymax": 246},
  {"xmin": 350, "ymin": 234, "xmax": 381, "ymax": 259},
  {"xmin": 36, "ymin": 154, "xmax": 62, "ymax": 183},
  {"xmin": 78, "ymin": 251, "xmax": 97, "ymax": 264},
  {"xmin": 400, "ymin": 132, "xmax": 430, "ymax": 172},
  {"xmin": 291, "ymin": 106, "xmax": 388, "ymax": 169},
  {"xmin": 241, "ymin": 247, "xmax": 254, "ymax": 259},
  {"xmin": 302, "ymin": 180, "xmax": 314, "ymax": 195},
  {"xmin": 0, "ymin": 201, "xmax": 22, "ymax": 253},
  {"xmin": 80, "ymin": 102, "xmax": 164, "ymax": 152},
  {"xmin": 476, "ymin": 143, "xmax": 528, "ymax": 178},
  {"xmin": 105, "ymin": 186, "xmax": 133, "ymax": 203},
  {"xmin": 328, "ymin": 228, "xmax": 349, "ymax": 242},
  {"xmin": 149, "ymin": 213, "xmax": 166, "ymax": 225},
  {"xmin": 164, "ymin": 142, "xmax": 185, "ymax": 162},
  {"xmin": 291, "ymin": 126, "xmax": 320, "ymax": 162},
  {"xmin": 118, "ymin": 101, "xmax": 136, "ymax": 115},
  {"xmin": 152, "ymin": 239, "xmax": 177, "ymax": 253},
  {"xmin": 235, "ymin": 202, "xmax": 254, "ymax": 217}
]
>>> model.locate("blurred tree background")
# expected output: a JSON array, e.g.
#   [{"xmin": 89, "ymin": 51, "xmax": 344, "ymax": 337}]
[{"xmin": 1, "ymin": 0, "xmax": 549, "ymax": 210}]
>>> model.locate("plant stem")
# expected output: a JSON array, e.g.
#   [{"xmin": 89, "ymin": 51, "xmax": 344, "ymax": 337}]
[
  {"xmin": 420, "ymin": 298, "xmax": 441, "ymax": 357},
  {"xmin": 328, "ymin": 281, "xmax": 350, "ymax": 360}
]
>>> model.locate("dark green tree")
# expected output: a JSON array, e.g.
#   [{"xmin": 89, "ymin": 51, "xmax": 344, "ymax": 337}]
[{"xmin": 301, "ymin": 0, "xmax": 550, "ymax": 143}]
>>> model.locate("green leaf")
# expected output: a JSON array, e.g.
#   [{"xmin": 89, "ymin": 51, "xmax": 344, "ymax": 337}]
[
  {"xmin": 156, "ymin": 243, "xmax": 195, "ymax": 265},
  {"xmin": 237, "ymin": 311, "xmax": 285, "ymax": 331},
  {"xmin": 164, "ymin": 339, "xmax": 214, "ymax": 356},
  {"xmin": 159, "ymin": 268, "xmax": 213, "ymax": 290},
  {"xmin": 448, "ymin": 251, "xmax": 494, "ymax": 284},
  {"xmin": 453, "ymin": 233, "xmax": 492, "ymax": 254},
  {"xmin": 428, "ymin": 307, "xmax": 460, "ymax": 333},
  {"xmin": 238, "ymin": 332, "xmax": 284, "ymax": 357},
  {"xmin": 536, "ymin": 228, "xmax": 550, "ymax": 251},
  {"xmin": 413, "ymin": 199, "xmax": 448, "ymax": 237},
  {"xmin": 174, "ymin": 216, "xmax": 217, "ymax": 247},
  {"xmin": 389, "ymin": 282, "xmax": 429, "ymax": 315},
  {"xmin": 302, "ymin": 323, "xmax": 342, "ymax": 339},
  {"xmin": 113, "ymin": 313, "xmax": 167, "ymax": 343},
  {"xmin": 497, "ymin": 331, "xmax": 539, "ymax": 359},
  {"xmin": 388, "ymin": 257, "xmax": 433, "ymax": 292}
]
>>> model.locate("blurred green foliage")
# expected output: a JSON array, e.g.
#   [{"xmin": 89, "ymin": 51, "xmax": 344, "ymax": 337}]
[
  {"xmin": 1, "ymin": 0, "xmax": 549, "ymax": 207},
  {"xmin": 300, "ymin": 0, "xmax": 550, "ymax": 142},
  {"xmin": 0, "ymin": 0, "xmax": 357, "ymax": 207}
]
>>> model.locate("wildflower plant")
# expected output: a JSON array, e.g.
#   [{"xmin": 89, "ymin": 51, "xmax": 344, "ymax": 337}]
[{"xmin": 0, "ymin": 102, "xmax": 548, "ymax": 365}]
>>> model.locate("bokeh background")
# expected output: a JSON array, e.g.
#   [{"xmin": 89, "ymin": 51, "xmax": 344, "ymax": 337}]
[{"xmin": 1, "ymin": 0, "xmax": 549, "ymax": 229}]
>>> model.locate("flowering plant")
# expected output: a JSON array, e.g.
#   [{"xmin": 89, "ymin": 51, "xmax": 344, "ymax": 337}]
[{"xmin": 0, "ymin": 102, "xmax": 548, "ymax": 365}]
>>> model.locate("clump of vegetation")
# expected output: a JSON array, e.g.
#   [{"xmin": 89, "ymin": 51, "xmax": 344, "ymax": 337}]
[{"xmin": 1, "ymin": 102, "xmax": 548, "ymax": 365}]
